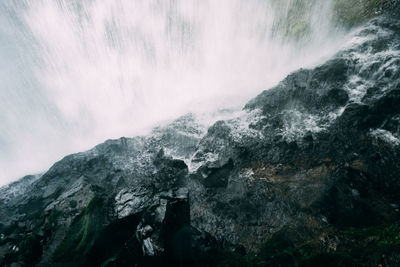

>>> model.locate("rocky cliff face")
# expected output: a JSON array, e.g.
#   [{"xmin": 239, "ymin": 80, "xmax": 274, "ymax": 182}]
[{"xmin": 1, "ymin": 14, "xmax": 400, "ymax": 267}]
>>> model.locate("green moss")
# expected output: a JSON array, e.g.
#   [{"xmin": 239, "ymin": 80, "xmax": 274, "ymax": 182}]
[
  {"xmin": 270, "ymin": 0, "xmax": 315, "ymax": 42},
  {"xmin": 333, "ymin": 0, "xmax": 400, "ymax": 28},
  {"xmin": 43, "ymin": 209, "xmax": 63, "ymax": 237},
  {"xmin": 48, "ymin": 209, "xmax": 63, "ymax": 225},
  {"xmin": 251, "ymin": 221, "xmax": 400, "ymax": 266},
  {"xmin": 333, "ymin": 0, "xmax": 384, "ymax": 27},
  {"xmin": 53, "ymin": 195, "xmax": 105, "ymax": 263},
  {"xmin": 343, "ymin": 222, "xmax": 400, "ymax": 263},
  {"xmin": 256, "ymin": 229, "xmax": 320, "ymax": 266},
  {"xmin": 266, "ymin": 0, "xmax": 396, "ymax": 42},
  {"xmin": 379, "ymin": 223, "xmax": 400, "ymax": 245}
]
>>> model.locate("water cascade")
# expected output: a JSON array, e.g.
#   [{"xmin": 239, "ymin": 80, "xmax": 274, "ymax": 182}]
[{"xmin": 0, "ymin": 0, "xmax": 348, "ymax": 185}]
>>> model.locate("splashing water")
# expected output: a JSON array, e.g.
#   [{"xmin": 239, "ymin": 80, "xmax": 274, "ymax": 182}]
[{"xmin": 0, "ymin": 0, "xmax": 348, "ymax": 185}]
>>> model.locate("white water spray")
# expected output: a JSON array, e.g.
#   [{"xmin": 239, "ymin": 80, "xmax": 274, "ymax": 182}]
[{"xmin": 0, "ymin": 0, "xmax": 348, "ymax": 185}]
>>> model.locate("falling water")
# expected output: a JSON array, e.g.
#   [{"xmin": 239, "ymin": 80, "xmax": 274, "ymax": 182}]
[{"xmin": 0, "ymin": 0, "xmax": 348, "ymax": 185}]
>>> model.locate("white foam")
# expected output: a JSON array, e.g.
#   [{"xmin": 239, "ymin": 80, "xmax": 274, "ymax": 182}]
[{"xmin": 370, "ymin": 129, "xmax": 400, "ymax": 146}]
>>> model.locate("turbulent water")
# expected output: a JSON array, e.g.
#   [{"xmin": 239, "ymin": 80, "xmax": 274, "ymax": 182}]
[{"xmin": 0, "ymin": 0, "xmax": 349, "ymax": 185}]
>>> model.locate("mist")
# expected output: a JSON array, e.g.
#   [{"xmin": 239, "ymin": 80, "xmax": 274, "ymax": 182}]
[{"xmin": 0, "ymin": 0, "xmax": 348, "ymax": 185}]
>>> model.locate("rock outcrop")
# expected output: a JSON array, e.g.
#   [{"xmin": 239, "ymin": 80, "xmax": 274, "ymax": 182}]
[{"xmin": 1, "ymin": 14, "xmax": 400, "ymax": 267}]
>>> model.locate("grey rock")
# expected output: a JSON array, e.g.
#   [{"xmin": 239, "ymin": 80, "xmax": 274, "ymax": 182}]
[{"xmin": 1, "ymin": 14, "xmax": 400, "ymax": 267}]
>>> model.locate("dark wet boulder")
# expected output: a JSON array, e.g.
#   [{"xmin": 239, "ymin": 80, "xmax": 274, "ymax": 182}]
[{"xmin": 245, "ymin": 58, "xmax": 351, "ymax": 116}]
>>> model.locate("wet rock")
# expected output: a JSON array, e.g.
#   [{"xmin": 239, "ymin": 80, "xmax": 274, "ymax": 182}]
[
  {"xmin": 115, "ymin": 188, "xmax": 152, "ymax": 219},
  {"xmin": 1, "ymin": 13, "xmax": 400, "ymax": 267},
  {"xmin": 197, "ymin": 159, "xmax": 234, "ymax": 188}
]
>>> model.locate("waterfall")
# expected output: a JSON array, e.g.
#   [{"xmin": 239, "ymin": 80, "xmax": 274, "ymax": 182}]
[{"xmin": 0, "ymin": 0, "xmax": 348, "ymax": 185}]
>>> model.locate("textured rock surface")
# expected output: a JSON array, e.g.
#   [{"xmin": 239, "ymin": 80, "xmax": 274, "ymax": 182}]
[{"xmin": 1, "ymin": 14, "xmax": 400, "ymax": 267}]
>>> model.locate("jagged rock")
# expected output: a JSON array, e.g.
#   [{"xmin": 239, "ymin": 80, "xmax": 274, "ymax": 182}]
[
  {"xmin": 1, "ymin": 13, "xmax": 400, "ymax": 267},
  {"xmin": 115, "ymin": 188, "xmax": 151, "ymax": 219}
]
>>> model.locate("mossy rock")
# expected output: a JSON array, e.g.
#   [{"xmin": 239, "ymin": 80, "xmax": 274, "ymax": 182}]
[
  {"xmin": 333, "ymin": 0, "xmax": 386, "ymax": 27},
  {"xmin": 343, "ymin": 222, "xmax": 400, "ymax": 264},
  {"xmin": 52, "ymin": 195, "xmax": 106, "ymax": 263},
  {"xmin": 253, "ymin": 220, "xmax": 400, "ymax": 266},
  {"xmin": 270, "ymin": 0, "xmax": 315, "ymax": 42}
]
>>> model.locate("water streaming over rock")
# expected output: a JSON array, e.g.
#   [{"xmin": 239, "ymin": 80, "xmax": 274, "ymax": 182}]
[{"xmin": 0, "ymin": 0, "xmax": 348, "ymax": 185}]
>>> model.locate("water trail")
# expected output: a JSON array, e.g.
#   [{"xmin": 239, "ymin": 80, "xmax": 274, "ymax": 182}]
[{"xmin": 0, "ymin": 0, "xmax": 348, "ymax": 185}]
